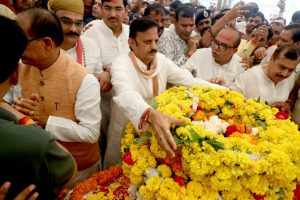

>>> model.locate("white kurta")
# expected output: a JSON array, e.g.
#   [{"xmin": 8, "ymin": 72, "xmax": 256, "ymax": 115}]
[
  {"xmin": 82, "ymin": 20, "xmax": 130, "ymax": 136},
  {"xmin": 82, "ymin": 19, "xmax": 130, "ymax": 67},
  {"xmin": 64, "ymin": 36, "xmax": 102, "ymax": 76},
  {"xmin": 230, "ymin": 65, "xmax": 296, "ymax": 105},
  {"xmin": 182, "ymin": 48, "xmax": 244, "ymax": 85},
  {"xmin": 104, "ymin": 52, "xmax": 225, "ymax": 168}
]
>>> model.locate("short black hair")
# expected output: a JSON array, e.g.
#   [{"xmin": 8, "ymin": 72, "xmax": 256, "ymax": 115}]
[
  {"xmin": 102, "ymin": 0, "xmax": 128, "ymax": 7},
  {"xmin": 129, "ymin": 17, "xmax": 159, "ymax": 39},
  {"xmin": 175, "ymin": 5, "xmax": 195, "ymax": 21},
  {"xmin": 144, "ymin": 3, "xmax": 165, "ymax": 17},
  {"xmin": 0, "ymin": 16, "xmax": 27, "ymax": 83},
  {"xmin": 284, "ymin": 24, "xmax": 300, "ymax": 43},
  {"xmin": 292, "ymin": 10, "xmax": 300, "ymax": 23},
  {"xmin": 272, "ymin": 45, "xmax": 300, "ymax": 61},
  {"xmin": 19, "ymin": 8, "xmax": 63, "ymax": 47},
  {"xmin": 170, "ymin": 0, "xmax": 182, "ymax": 10}
]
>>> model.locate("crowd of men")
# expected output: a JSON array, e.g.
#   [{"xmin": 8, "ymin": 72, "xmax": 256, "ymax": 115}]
[{"xmin": 0, "ymin": 0, "xmax": 300, "ymax": 198}]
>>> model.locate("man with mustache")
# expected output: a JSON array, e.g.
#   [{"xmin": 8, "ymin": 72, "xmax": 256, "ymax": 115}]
[
  {"xmin": 182, "ymin": 27, "xmax": 244, "ymax": 86},
  {"xmin": 104, "ymin": 17, "xmax": 225, "ymax": 168},
  {"xmin": 47, "ymin": 0, "xmax": 102, "ymax": 76},
  {"xmin": 230, "ymin": 45, "xmax": 300, "ymax": 105},
  {"xmin": 195, "ymin": 10, "xmax": 211, "ymax": 38},
  {"xmin": 157, "ymin": 5, "xmax": 198, "ymax": 66}
]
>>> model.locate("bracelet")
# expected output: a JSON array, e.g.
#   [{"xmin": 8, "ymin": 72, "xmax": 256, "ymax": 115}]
[
  {"xmin": 19, "ymin": 116, "xmax": 34, "ymax": 125},
  {"xmin": 138, "ymin": 108, "xmax": 152, "ymax": 129}
]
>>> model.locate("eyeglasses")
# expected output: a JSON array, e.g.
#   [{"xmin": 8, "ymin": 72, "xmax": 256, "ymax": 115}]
[
  {"xmin": 103, "ymin": 6, "xmax": 124, "ymax": 13},
  {"xmin": 59, "ymin": 17, "xmax": 84, "ymax": 28},
  {"xmin": 211, "ymin": 40, "xmax": 234, "ymax": 52}
]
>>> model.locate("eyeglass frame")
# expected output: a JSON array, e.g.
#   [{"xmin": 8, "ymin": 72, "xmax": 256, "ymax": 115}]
[
  {"xmin": 58, "ymin": 16, "xmax": 84, "ymax": 28},
  {"xmin": 211, "ymin": 39, "xmax": 235, "ymax": 52}
]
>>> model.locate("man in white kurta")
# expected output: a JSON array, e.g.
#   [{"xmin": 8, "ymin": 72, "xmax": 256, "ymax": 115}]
[
  {"xmin": 182, "ymin": 27, "xmax": 244, "ymax": 86},
  {"xmin": 230, "ymin": 45, "xmax": 300, "ymax": 105},
  {"xmin": 82, "ymin": 0, "xmax": 130, "ymax": 138},
  {"xmin": 104, "ymin": 17, "xmax": 225, "ymax": 168}
]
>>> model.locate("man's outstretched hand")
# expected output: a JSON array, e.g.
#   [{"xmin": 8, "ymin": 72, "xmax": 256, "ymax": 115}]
[{"xmin": 148, "ymin": 109, "xmax": 186, "ymax": 157}]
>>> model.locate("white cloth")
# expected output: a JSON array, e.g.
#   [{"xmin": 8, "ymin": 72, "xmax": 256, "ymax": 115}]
[
  {"xmin": 230, "ymin": 65, "xmax": 296, "ymax": 105},
  {"xmin": 235, "ymin": 20, "xmax": 246, "ymax": 34},
  {"xmin": 82, "ymin": 20, "xmax": 130, "ymax": 137},
  {"xmin": 64, "ymin": 36, "xmax": 102, "ymax": 75},
  {"xmin": 82, "ymin": 19, "xmax": 130, "ymax": 68},
  {"xmin": 3, "ymin": 74, "xmax": 101, "ymax": 143},
  {"xmin": 260, "ymin": 45, "xmax": 277, "ymax": 67},
  {"xmin": 104, "ymin": 52, "xmax": 225, "ymax": 168},
  {"xmin": 182, "ymin": 48, "xmax": 244, "ymax": 85},
  {"xmin": 157, "ymin": 27, "xmax": 189, "ymax": 66}
]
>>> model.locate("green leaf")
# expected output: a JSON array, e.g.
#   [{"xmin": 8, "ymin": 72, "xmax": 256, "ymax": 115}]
[
  {"xmin": 189, "ymin": 128, "xmax": 202, "ymax": 142},
  {"xmin": 255, "ymin": 96, "xmax": 261, "ymax": 103},
  {"xmin": 205, "ymin": 139, "xmax": 225, "ymax": 151},
  {"xmin": 133, "ymin": 133, "xmax": 151, "ymax": 144},
  {"xmin": 148, "ymin": 97, "xmax": 158, "ymax": 109},
  {"xmin": 279, "ymin": 187, "xmax": 286, "ymax": 197},
  {"xmin": 256, "ymin": 120, "xmax": 267, "ymax": 130},
  {"xmin": 172, "ymin": 134, "xmax": 182, "ymax": 144},
  {"xmin": 124, "ymin": 147, "xmax": 130, "ymax": 152}
]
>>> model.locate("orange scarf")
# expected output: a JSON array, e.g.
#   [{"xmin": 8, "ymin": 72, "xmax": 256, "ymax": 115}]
[{"xmin": 128, "ymin": 51, "xmax": 159, "ymax": 97}]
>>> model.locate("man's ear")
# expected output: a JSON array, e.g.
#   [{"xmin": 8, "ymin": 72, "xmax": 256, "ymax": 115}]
[
  {"xmin": 128, "ymin": 38, "xmax": 136, "ymax": 50},
  {"xmin": 8, "ymin": 68, "xmax": 19, "ymax": 86},
  {"xmin": 42, "ymin": 37, "xmax": 54, "ymax": 51},
  {"xmin": 125, "ymin": 5, "xmax": 130, "ymax": 14}
]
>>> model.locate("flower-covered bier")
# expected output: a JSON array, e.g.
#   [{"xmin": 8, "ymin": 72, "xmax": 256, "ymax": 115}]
[{"xmin": 121, "ymin": 86, "xmax": 300, "ymax": 200}]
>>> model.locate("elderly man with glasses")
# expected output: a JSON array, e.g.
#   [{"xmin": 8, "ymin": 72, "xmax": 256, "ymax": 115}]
[{"xmin": 182, "ymin": 27, "xmax": 244, "ymax": 86}]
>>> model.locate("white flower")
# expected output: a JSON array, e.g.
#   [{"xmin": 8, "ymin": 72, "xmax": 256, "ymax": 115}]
[{"xmin": 251, "ymin": 127, "xmax": 259, "ymax": 136}]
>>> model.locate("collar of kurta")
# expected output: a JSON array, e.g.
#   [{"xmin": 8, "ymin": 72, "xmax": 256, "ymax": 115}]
[
  {"xmin": 129, "ymin": 51, "xmax": 160, "ymax": 96},
  {"xmin": 129, "ymin": 51, "xmax": 160, "ymax": 78},
  {"xmin": 100, "ymin": 20, "xmax": 127, "ymax": 40}
]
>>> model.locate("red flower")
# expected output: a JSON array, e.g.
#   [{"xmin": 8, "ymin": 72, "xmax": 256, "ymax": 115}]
[
  {"xmin": 197, "ymin": 105, "xmax": 202, "ymax": 111},
  {"xmin": 275, "ymin": 111, "xmax": 289, "ymax": 120},
  {"xmin": 225, "ymin": 125, "xmax": 238, "ymax": 137},
  {"xmin": 174, "ymin": 176, "xmax": 186, "ymax": 187},
  {"xmin": 253, "ymin": 193, "xmax": 264, "ymax": 200},
  {"xmin": 294, "ymin": 184, "xmax": 300, "ymax": 200},
  {"xmin": 122, "ymin": 152, "xmax": 134, "ymax": 165}
]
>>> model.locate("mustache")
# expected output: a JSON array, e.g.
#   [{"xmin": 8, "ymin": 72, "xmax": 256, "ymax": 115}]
[
  {"xmin": 200, "ymin": 27, "xmax": 210, "ymax": 35},
  {"xmin": 149, "ymin": 49, "xmax": 157, "ymax": 53},
  {"xmin": 108, "ymin": 17, "xmax": 117, "ymax": 20},
  {"xmin": 65, "ymin": 32, "xmax": 80, "ymax": 36}
]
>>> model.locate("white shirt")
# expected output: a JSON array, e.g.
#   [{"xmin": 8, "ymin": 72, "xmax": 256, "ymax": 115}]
[
  {"xmin": 82, "ymin": 20, "xmax": 130, "ymax": 67},
  {"xmin": 230, "ymin": 65, "xmax": 296, "ymax": 104},
  {"xmin": 111, "ymin": 52, "xmax": 225, "ymax": 129},
  {"xmin": 64, "ymin": 36, "xmax": 102, "ymax": 75},
  {"xmin": 3, "ymin": 74, "xmax": 101, "ymax": 143},
  {"xmin": 182, "ymin": 48, "xmax": 244, "ymax": 85}
]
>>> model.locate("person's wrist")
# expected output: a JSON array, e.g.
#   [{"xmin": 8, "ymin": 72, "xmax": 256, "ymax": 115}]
[{"xmin": 138, "ymin": 108, "xmax": 153, "ymax": 129}]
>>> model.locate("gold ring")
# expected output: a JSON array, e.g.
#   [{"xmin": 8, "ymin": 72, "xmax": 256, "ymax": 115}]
[{"xmin": 29, "ymin": 111, "xmax": 34, "ymax": 116}]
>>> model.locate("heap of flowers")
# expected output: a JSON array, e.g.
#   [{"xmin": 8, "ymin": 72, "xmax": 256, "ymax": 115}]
[
  {"xmin": 121, "ymin": 86, "xmax": 300, "ymax": 200},
  {"xmin": 59, "ymin": 166, "xmax": 130, "ymax": 200}
]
